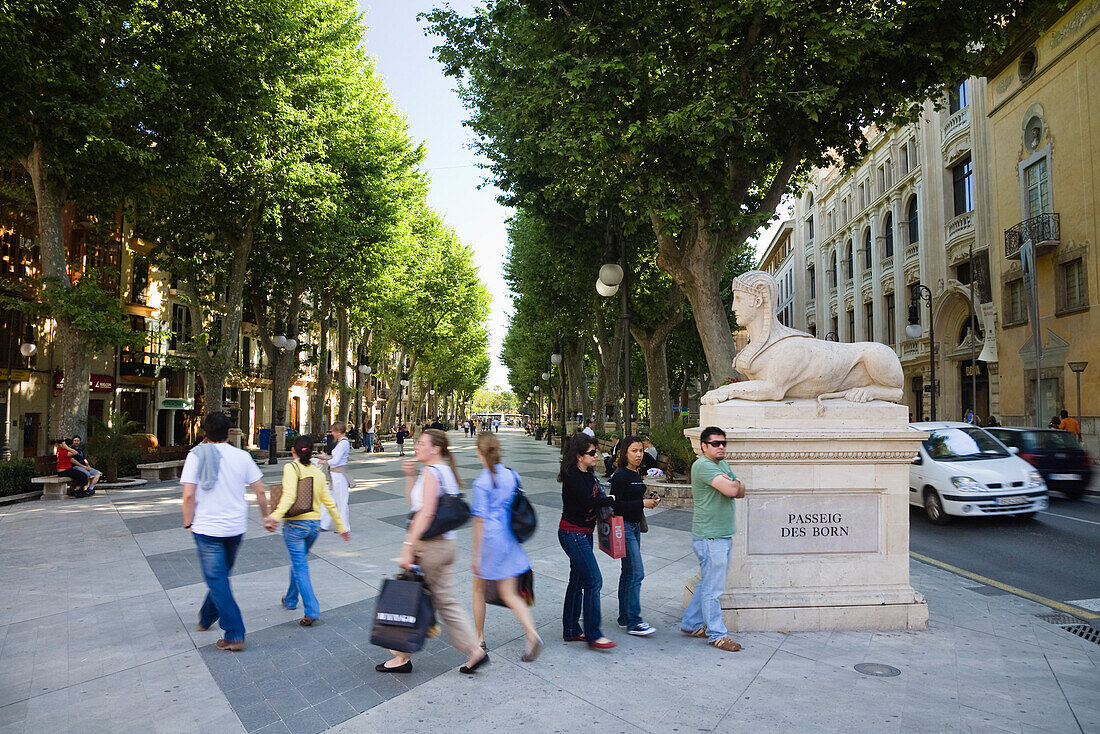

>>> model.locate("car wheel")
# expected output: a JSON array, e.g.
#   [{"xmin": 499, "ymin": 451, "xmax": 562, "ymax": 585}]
[{"xmin": 923, "ymin": 489, "xmax": 950, "ymax": 525}]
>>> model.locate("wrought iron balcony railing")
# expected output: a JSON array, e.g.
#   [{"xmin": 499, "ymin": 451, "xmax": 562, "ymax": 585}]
[{"xmin": 1005, "ymin": 213, "xmax": 1060, "ymax": 259}]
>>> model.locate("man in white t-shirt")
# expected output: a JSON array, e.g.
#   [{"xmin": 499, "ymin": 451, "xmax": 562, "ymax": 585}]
[
  {"xmin": 581, "ymin": 419, "xmax": 597, "ymax": 437},
  {"xmin": 181, "ymin": 412, "xmax": 270, "ymax": 651}
]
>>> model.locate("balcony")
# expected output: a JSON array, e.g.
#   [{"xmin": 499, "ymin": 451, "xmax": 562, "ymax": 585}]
[
  {"xmin": 120, "ymin": 351, "xmax": 164, "ymax": 378},
  {"xmin": 900, "ymin": 338, "xmax": 929, "ymax": 362},
  {"xmin": 1004, "ymin": 213, "xmax": 1060, "ymax": 259},
  {"xmin": 804, "ymin": 239, "xmax": 814, "ymax": 261},
  {"xmin": 942, "ymin": 107, "xmax": 969, "ymax": 147},
  {"xmin": 904, "ymin": 242, "xmax": 919, "ymax": 263}
]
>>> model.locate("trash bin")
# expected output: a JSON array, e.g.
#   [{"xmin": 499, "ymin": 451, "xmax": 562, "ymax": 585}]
[{"xmin": 258, "ymin": 428, "xmax": 271, "ymax": 451}]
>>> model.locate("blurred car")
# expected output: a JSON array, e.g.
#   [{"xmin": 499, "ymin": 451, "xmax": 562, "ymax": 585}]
[
  {"xmin": 984, "ymin": 427, "xmax": 1093, "ymax": 501},
  {"xmin": 909, "ymin": 422, "xmax": 1048, "ymax": 524}
]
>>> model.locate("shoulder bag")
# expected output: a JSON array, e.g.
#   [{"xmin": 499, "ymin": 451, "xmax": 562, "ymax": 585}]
[
  {"xmin": 269, "ymin": 463, "xmax": 315, "ymax": 519},
  {"xmin": 507, "ymin": 469, "xmax": 537, "ymax": 543},
  {"xmin": 417, "ymin": 465, "xmax": 471, "ymax": 539}
]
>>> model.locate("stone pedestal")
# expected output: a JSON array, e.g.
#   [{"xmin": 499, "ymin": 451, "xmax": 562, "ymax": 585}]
[
  {"xmin": 684, "ymin": 399, "xmax": 928, "ymax": 632},
  {"xmin": 228, "ymin": 427, "xmax": 243, "ymax": 449},
  {"xmin": 274, "ymin": 426, "xmax": 287, "ymax": 453}
]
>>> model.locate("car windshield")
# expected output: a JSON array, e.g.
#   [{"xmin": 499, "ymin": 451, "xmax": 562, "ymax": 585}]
[
  {"xmin": 923, "ymin": 427, "xmax": 1010, "ymax": 461},
  {"xmin": 1028, "ymin": 430, "xmax": 1081, "ymax": 450}
]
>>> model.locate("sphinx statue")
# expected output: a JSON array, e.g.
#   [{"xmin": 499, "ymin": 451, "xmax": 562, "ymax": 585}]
[{"xmin": 701, "ymin": 270, "xmax": 905, "ymax": 406}]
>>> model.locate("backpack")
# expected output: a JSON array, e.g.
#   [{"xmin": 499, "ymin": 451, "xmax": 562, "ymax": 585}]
[{"xmin": 506, "ymin": 469, "xmax": 537, "ymax": 543}]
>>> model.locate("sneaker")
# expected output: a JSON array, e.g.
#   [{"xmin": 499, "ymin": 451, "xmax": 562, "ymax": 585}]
[
  {"xmin": 627, "ymin": 623, "xmax": 656, "ymax": 637},
  {"xmin": 708, "ymin": 636, "xmax": 742, "ymax": 652}
]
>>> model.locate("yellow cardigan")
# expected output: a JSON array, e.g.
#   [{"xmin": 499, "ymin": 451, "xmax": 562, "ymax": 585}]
[{"xmin": 271, "ymin": 462, "xmax": 348, "ymax": 532}]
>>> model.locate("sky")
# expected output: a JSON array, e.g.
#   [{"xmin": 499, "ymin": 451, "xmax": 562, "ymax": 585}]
[{"xmin": 360, "ymin": 2, "xmax": 782, "ymax": 393}]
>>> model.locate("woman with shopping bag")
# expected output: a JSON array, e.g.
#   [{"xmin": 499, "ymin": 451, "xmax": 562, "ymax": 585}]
[
  {"xmin": 609, "ymin": 437, "xmax": 661, "ymax": 637},
  {"xmin": 376, "ymin": 429, "xmax": 489, "ymax": 675},
  {"xmin": 558, "ymin": 433, "xmax": 617, "ymax": 650}
]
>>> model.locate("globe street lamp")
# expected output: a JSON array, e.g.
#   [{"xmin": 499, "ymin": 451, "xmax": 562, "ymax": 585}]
[
  {"xmin": 906, "ymin": 283, "xmax": 935, "ymax": 422},
  {"xmin": 1, "ymin": 323, "xmax": 35, "ymax": 462},
  {"xmin": 598, "ymin": 245, "xmax": 630, "ymax": 435},
  {"xmin": 550, "ymin": 353, "xmax": 563, "ymax": 451},
  {"xmin": 399, "ymin": 378, "xmax": 410, "ymax": 423}
]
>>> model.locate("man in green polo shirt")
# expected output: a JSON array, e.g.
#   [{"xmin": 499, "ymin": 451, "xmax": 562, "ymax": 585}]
[{"xmin": 680, "ymin": 426, "xmax": 745, "ymax": 652}]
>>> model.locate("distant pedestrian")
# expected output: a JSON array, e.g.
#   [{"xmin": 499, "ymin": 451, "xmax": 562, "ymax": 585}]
[
  {"xmin": 463, "ymin": 420, "xmax": 470, "ymax": 437},
  {"xmin": 470, "ymin": 420, "xmax": 477, "ymax": 437},
  {"xmin": 558, "ymin": 433, "xmax": 617, "ymax": 650},
  {"xmin": 470, "ymin": 433, "xmax": 542, "ymax": 661},
  {"xmin": 1059, "ymin": 410, "xmax": 1081, "ymax": 438},
  {"xmin": 1049, "ymin": 415, "xmax": 1062, "ymax": 429},
  {"xmin": 377, "ymin": 429, "xmax": 488, "ymax": 675},
  {"xmin": 264, "ymin": 437, "xmax": 350, "ymax": 626},
  {"xmin": 318, "ymin": 422, "xmax": 352, "ymax": 532},
  {"xmin": 986, "ymin": 415, "xmax": 1000, "ymax": 427},
  {"xmin": 181, "ymin": 412, "xmax": 271, "ymax": 651},
  {"xmin": 680, "ymin": 426, "xmax": 745, "ymax": 653},
  {"xmin": 365, "ymin": 422, "xmax": 376, "ymax": 454},
  {"xmin": 610, "ymin": 437, "xmax": 661, "ymax": 637},
  {"xmin": 581, "ymin": 419, "xmax": 596, "ymax": 438},
  {"xmin": 395, "ymin": 423, "xmax": 410, "ymax": 455}
]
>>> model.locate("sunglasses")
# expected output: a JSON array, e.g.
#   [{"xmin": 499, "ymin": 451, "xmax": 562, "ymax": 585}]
[
  {"xmin": 705, "ymin": 440, "xmax": 728, "ymax": 448},
  {"xmin": 584, "ymin": 449, "xmax": 599, "ymax": 456}
]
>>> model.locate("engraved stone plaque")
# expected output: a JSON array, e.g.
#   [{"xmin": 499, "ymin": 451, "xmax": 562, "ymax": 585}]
[{"xmin": 746, "ymin": 494, "xmax": 880, "ymax": 555}]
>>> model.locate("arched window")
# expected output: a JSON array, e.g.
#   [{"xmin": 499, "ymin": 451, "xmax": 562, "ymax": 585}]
[
  {"xmin": 845, "ymin": 240, "xmax": 854, "ymax": 281},
  {"xmin": 884, "ymin": 213, "xmax": 894, "ymax": 257},
  {"xmin": 907, "ymin": 197, "xmax": 918, "ymax": 244},
  {"xmin": 830, "ymin": 250, "xmax": 838, "ymax": 290},
  {"xmin": 863, "ymin": 229, "xmax": 872, "ymax": 269}
]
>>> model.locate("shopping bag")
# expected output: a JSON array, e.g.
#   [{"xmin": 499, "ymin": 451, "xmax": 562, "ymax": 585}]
[
  {"xmin": 370, "ymin": 570, "xmax": 436, "ymax": 653},
  {"xmin": 597, "ymin": 515, "xmax": 626, "ymax": 559}
]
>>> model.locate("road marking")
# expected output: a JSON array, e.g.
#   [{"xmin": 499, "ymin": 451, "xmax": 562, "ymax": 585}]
[
  {"xmin": 910, "ymin": 551, "xmax": 1099, "ymax": 620},
  {"xmin": 1067, "ymin": 598, "xmax": 1100, "ymax": 613},
  {"xmin": 1039, "ymin": 510, "xmax": 1100, "ymax": 527}
]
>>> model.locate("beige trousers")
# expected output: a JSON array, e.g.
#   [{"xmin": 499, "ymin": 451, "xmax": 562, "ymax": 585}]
[{"xmin": 413, "ymin": 538, "xmax": 479, "ymax": 658}]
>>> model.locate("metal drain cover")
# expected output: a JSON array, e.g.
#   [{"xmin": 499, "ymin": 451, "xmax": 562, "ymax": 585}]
[{"xmin": 854, "ymin": 663, "xmax": 901, "ymax": 677}]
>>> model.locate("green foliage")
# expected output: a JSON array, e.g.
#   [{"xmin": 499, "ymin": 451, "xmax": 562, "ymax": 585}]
[
  {"xmin": 0, "ymin": 459, "xmax": 36, "ymax": 497},
  {"xmin": 646, "ymin": 416, "xmax": 696, "ymax": 480},
  {"xmin": 89, "ymin": 411, "xmax": 142, "ymax": 480}
]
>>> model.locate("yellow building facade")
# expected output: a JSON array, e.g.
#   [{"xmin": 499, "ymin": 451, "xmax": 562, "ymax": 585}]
[{"xmin": 984, "ymin": 0, "xmax": 1100, "ymax": 450}]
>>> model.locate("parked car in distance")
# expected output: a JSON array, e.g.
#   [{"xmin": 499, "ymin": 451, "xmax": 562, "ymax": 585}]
[
  {"xmin": 984, "ymin": 427, "xmax": 1093, "ymax": 501},
  {"xmin": 909, "ymin": 422, "xmax": 1048, "ymax": 524}
]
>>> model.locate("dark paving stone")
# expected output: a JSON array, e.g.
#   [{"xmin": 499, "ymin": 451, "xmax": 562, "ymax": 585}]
[
  {"xmin": 198, "ymin": 596, "xmax": 464, "ymax": 731},
  {"xmin": 526, "ymin": 491, "xmax": 562, "ymax": 508},
  {"xmin": 146, "ymin": 535, "xmax": 314, "ymax": 590},
  {"xmin": 123, "ymin": 512, "xmax": 186, "ymax": 534},
  {"xmin": 967, "ymin": 585, "xmax": 1011, "ymax": 596},
  {"xmin": 520, "ymin": 470, "xmax": 562, "ymax": 480},
  {"xmin": 644, "ymin": 509, "xmax": 694, "ymax": 532},
  {"xmin": 376, "ymin": 513, "xmax": 410, "ymax": 529},
  {"xmin": 347, "ymin": 488, "xmax": 401, "ymax": 505}
]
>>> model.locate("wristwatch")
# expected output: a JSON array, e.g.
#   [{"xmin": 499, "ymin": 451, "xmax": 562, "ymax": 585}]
[{"xmin": 184, "ymin": 524, "xmax": 192, "ymax": 529}]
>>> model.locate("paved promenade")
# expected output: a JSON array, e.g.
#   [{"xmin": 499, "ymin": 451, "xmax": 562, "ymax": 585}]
[{"xmin": 1, "ymin": 429, "xmax": 1098, "ymax": 733}]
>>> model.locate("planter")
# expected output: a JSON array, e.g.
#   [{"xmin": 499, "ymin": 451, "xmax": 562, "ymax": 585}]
[{"xmin": 644, "ymin": 477, "xmax": 693, "ymax": 508}]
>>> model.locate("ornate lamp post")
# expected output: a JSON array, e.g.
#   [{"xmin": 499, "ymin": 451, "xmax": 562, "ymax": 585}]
[
  {"xmin": 267, "ymin": 333, "xmax": 296, "ymax": 464},
  {"xmin": 906, "ymin": 283, "xmax": 936, "ymax": 422},
  {"xmin": 399, "ymin": 378, "xmax": 410, "ymax": 424},
  {"xmin": 1, "ymin": 321, "xmax": 35, "ymax": 462},
  {"xmin": 551, "ymin": 352, "xmax": 564, "ymax": 453},
  {"xmin": 597, "ymin": 255, "xmax": 629, "ymax": 434},
  {"xmin": 1068, "ymin": 361, "xmax": 1088, "ymax": 442}
]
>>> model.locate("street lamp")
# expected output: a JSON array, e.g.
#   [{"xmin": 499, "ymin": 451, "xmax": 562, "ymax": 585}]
[
  {"xmin": 1, "ymin": 322, "xmax": 35, "ymax": 462},
  {"xmin": 1068, "ymin": 361, "xmax": 1088, "ymax": 442},
  {"xmin": 598, "ymin": 244, "xmax": 631, "ymax": 435},
  {"xmin": 906, "ymin": 283, "xmax": 936, "ymax": 422},
  {"xmin": 267, "ymin": 333, "xmax": 296, "ymax": 465},
  {"xmin": 550, "ymin": 353, "xmax": 563, "ymax": 451},
  {"xmin": 824, "ymin": 331, "xmax": 839, "ymax": 342}
]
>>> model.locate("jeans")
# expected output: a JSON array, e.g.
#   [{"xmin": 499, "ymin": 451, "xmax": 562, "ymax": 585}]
[
  {"xmin": 194, "ymin": 533, "xmax": 245, "ymax": 642},
  {"xmin": 558, "ymin": 529, "xmax": 603, "ymax": 640},
  {"xmin": 617, "ymin": 521, "xmax": 644, "ymax": 627},
  {"xmin": 366, "ymin": 434, "xmax": 374, "ymax": 452},
  {"xmin": 680, "ymin": 536, "xmax": 732, "ymax": 641},
  {"xmin": 282, "ymin": 520, "xmax": 321, "ymax": 618}
]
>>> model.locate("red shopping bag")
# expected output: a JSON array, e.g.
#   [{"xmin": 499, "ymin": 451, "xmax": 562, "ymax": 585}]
[{"xmin": 598, "ymin": 515, "xmax": 626, "ymax": 559}]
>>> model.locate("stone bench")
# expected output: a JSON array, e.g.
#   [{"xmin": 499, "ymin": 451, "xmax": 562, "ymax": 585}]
[
  {"xmin": 32, "ymin": 475, "xmax": 78, "ymax": 501},
  {"xmin": 137, "ymin": 460, "xmax": 186, "ymax": 481}
]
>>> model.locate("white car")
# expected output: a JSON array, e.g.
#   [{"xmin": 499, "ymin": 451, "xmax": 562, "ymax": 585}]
[{"xmin": 909, "ymin": 422, "xmax": 1048, "ymax": 524}]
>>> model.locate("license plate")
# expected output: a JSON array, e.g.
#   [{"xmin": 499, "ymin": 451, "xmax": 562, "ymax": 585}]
[
  {"xmin": 1050, "ymin": 473, "xmax": 1080, "ymax": 481},
  {"xmin": 996, "ymin": 496, "xmax": 1028, "ymax": 506}
]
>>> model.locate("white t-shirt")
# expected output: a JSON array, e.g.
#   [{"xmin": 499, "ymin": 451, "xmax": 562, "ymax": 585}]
[
  {"xmin": 411, "ymin": 463, "xmax": 460, "ymax": 540},
  {"xmin": 582, "ymin": 426, "xmax": 596, "ymax": 437},
  {"xmin": 181, "ymin": 443, "xmax": 263, "ymax": 537},
  {"xmin": 329, "ymin": 437, "xmax": 350, "ymax": 467}
]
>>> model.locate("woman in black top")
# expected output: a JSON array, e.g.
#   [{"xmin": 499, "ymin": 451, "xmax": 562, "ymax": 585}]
[
  {"xmin": 610, "ymin": 437, "xmax": 661, "ymax": 636},
  {"xmin": 558, "ymin": 433, "xmax": 617, "ymax": 649}
]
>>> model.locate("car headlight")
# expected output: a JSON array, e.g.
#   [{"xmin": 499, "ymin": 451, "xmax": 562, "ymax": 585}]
[
  {"xmin": 950, "ymin": 476, "xmax": 984, "ymax": 492},
  {"xmin": 1027, "ymin": 470, "xmax": 1044, "ymax": 487}
]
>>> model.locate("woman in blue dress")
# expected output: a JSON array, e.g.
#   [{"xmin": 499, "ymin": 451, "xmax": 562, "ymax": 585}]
[{"xmin": 470, "ymin": 433, "xmax": 543, "ymax": 662}]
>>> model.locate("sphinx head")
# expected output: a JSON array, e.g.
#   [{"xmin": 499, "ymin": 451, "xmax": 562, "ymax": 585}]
[{"xmin": 730, "ymin": 270, "xmax": 778, "ymax": 325}]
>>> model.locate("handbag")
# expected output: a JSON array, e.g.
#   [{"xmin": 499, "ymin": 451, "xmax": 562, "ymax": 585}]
[
  {"xmin": 268, "ymin": 463, "xmax": 315, "ymax": 519},
  {"xmin": 417, "ymin": 466, "xmax": 472, "ymax": 539},
  {"xmin": 484, "ymin": 568, "xmax": 535, "ymax": 608},
  {"xmin": 370, "ymin": 568, "xmax": 436, "ymax": 653},
  {"xmin": 507, "ymin": 469, "xmax": 537, "ymax": 543}
]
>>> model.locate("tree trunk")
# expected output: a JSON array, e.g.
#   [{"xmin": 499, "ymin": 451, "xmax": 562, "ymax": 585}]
[
  {"xmin": 24, "ymin": 140, "xmax": 93, "ymax": 438},
  {"xmin": 336, "ymin": 308, "xmax": 349, "ymax": 422},
  {"xmin": 254, "ymin": 281, "xmax": 304, "ymax": 433},
  {"xmin": 381, "ymin": 348, "xmax": 404, "ymax": 431},
  {"xmin": 631, "ymin": 309, "xmax": 684, "ymax": 429},
  {"xmin": 311, "ymin": 292, "xmax": 331, "ymax": 437}
]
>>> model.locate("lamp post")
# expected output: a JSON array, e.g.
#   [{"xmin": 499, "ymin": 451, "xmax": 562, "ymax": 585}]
[
  {"xmin": 551, "ymin": 353, "xmax": 563, "ymax": 452},
  {"xmin": 399, "ymin": 378, "xmax": 409, "ymax": 424},
  {"xmin": 358, "ymin": 363, "xmax": 370, "ymax": 438},
  {"xmin": 906, "ymin": 283, "xmax": 936, "ymax": 422},
  {"xmin": 533, "ymin": 385, "xmax": 540, "ymax": 424},
  {"xmin": 824, "ymin": 331, "xmax": 839, "ymax": 342},
  {"xmin": 267, "ymin": 333, "xmax": 296, "ymax": 465},
  {"xmin": 1, "ymin": 317, "xmax": 35, "ymax": 462},
  {"xmin": 1068, "ymin": 361, "xmax": 1088, "ymax": 442},
  {"xmin": 542, "ymin": 371, "xmax": 552, "ymax": 445},
  {"xmin": 597, "ymin": 245, "xmax": 630, "ymax": 435}
]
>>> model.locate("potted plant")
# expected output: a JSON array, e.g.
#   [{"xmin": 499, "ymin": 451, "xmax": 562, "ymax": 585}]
[{"xmin": 88, "ymin": 411, "xmax": 142, "ymax": 482}]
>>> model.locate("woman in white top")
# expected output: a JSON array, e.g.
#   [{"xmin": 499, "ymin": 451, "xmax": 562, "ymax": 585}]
[
  {"xmin": 377, "ymin": 429, "xmax": 487, "ymax": 675},
  {"xmin": 318, "ymin": 422, "xmax": 351, "ymax": 532}
]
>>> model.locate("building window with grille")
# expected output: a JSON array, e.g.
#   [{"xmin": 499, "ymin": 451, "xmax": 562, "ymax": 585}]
[
  {"xmin": 830, "ymin": 252, "xmax": 838, "ymax": 290},
  {"xmin": 952, "ymin": 156, "xmax": 974, "ymax": 216},
  {"xmin": 884, "ymin": 213, "xmax": 894, "ymax": 257},
  {"xmin": 808, "ymin": 265, "xmax": 816, "ymax": 300},
  {"xmin": 131, "ymin": 254, "xmax": 150, "ymax": 306},
  {"xmin": 806, "ymin": 215, "xmax": 814, "ymax": 241},
  {"xmin": 169, "ymin": 304, "xmax": 191, "ymax": 351},
  {"xmin": 1004, "ymin": 278, "xmax": 1026, "ymax": 325},
  {"xmin": 885, "ymin": 294, "xmax": 896, "ymax": 345},
  {"xmin": 1056, "ymin": 256, "xmax": 1088, "ymax": 314},
  {"xmin": 846, "ymin": 309, "xmax": 855, "ymax": 342},
  {"xmin": 949, "ymin": 79, "xmax": 968, "ymax": 114},
  {"xmin": 906, "ymin": 198, "xmax": 918, "ymax": 244},
  {"xmin": 1024, "ymin": 158, "xmax": 1051, "ymax": 219},
  {"xmin": 864, "ymin": 302, "xmax": 874, "ymax": 342},
  {"xmin": 863, "ymin": 229, "xmax": 873, "ymax": 268},
  {"xmin": 845, "ymin": 241, "xmax": 854, "ymax": 281}
]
